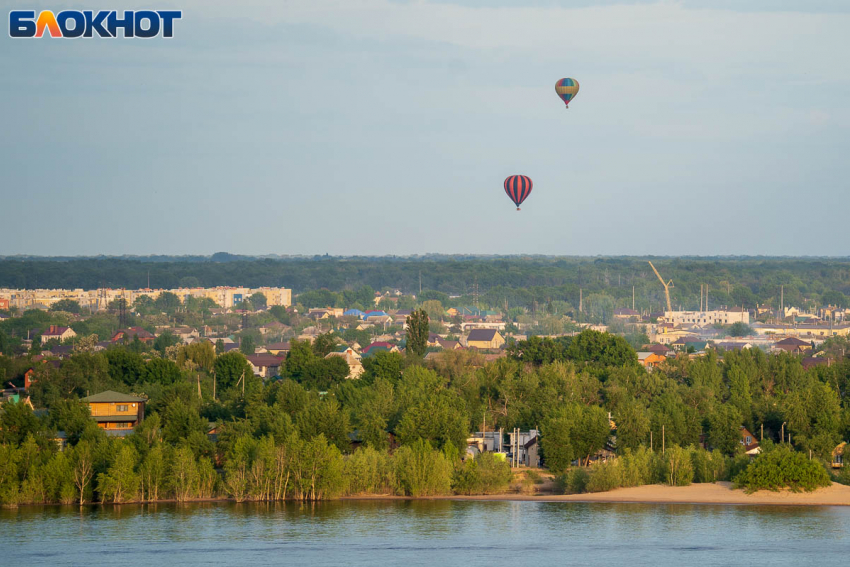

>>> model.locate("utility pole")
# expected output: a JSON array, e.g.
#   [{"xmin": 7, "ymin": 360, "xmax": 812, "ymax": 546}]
[
  {"xmin": 781, "ymin": 422, "xmax": 786, "ymax": 444},
  {"xmin": 662, "ymin": 425, "xmax": 665, "ymax": 454},
  {"xmin": 213, "ymin": 369, "xmax": 216, "ymax": 401},
  {"xmin": 760, "ymin": 424, "xmax": 763, "ymax": 442},
  {"xmin": 197, "ymin": 373, "xmax": 201, "ymax": 399},
  {"xmin": 632, "ymin": 286, "xmax": 635, "ymax": 311},
  {"xmin": 579, "ymin": 288, "xmax": 583, "ymax": 313}
]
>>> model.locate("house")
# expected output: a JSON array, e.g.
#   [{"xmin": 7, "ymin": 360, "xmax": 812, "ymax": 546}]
[
  {"xmin": 740, "ymin": 426, "xmax": 761, "ymax": 455},
  {"xmin": 465, "ymin": 329, "xmax": 505, "ymax": 350},
  {"xmin": 636, "ymin": 351, "xmax": 666, "ymax": 369},
  {"xmin": 325, "ymin": 347, "xmax": 365, "ymax": 379},
  {"xmin": 246, "ymin": 354, "xmax": 283, "ymax": 379},
  {"xmin": 364, "ymin": 310, "xmax": 390, "ymax": 319},
  {"xmin": 343, "ymin": 309, "xmax": 366, "ymax": 319},
  {"xmin": 41, "ymin": 325, "xmax": 77, "ymax": 343},
  {"xmin": 168, "ymin": 326, "xmax": 199, "ymax": 343},
  {"xmin": 670, "ymin": 336, "xmax": 707, "ymax": 351},
  {"xmin": 259, "ymin": 321, "xmax": 289, "ymax": 336},
  {"xmin": 362, "ymin": 342, "xmax": 399, "ymax": 357},
  {"xmin": 802, "ymin": 356, "xmax": 830, "ymax": 370},
  {"xmin": 266, "ymin": 342, "xmax": 291, "ymax": 356},
  {"xmin": 112, "ymin": 327, "xmax": 156, "ymax": 344},
  {"xmin": 646, "ymin": 344, "xmax": 672, "ymax": 356},
  {"xmin": 716, "ymin": 341, "xmax": 752, "ymax": 352},
  {"xmin": 774, "ymin": 337, "xmax": 813, "ymax": 355},
  {"xmin": 437, "ymin": 338, "xmax": 462, "ymax": 350},
  {"xmin": 613, "ymin": 308, "xmax": 640, "ymax": 320},
  {"xmin": 82, "ymin": 390, "xmax": 147, "ymax": 436},
  {"xmin": 466, "ymin": 431, "xmax": 505, "ymax": 458},
  {"xmin": 506, "ymin": 429, "xmax": 540, "ymax": 468}
]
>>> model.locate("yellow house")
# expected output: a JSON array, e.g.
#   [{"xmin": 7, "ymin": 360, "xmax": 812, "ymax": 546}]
[
  {"xmin": 466, "ymin": 329, "xmax": 505, "ymax": 350},
  {"xmin": 82, "ymin": 390, "xmax": 147, "ymax": 434}
]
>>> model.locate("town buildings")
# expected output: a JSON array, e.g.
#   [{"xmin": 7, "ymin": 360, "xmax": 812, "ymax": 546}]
[{"xmin": 0, "ymin": 286, "xmax": 292, "ymax": 311}]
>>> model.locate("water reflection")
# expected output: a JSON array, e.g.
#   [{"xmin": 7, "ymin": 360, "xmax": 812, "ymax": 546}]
[{"xmin": 2, "ymin": 501, "xmax": 850, "ymax": 567}]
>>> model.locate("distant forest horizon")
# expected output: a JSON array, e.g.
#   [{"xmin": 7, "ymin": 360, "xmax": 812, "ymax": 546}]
[{"xmin": 2, "ymin": 255, "xmax": 850, "ymax": 314}]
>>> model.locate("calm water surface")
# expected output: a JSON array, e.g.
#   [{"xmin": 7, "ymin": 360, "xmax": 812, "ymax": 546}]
[{"xmin": 2, "ymin": 500, "xmax": 849, "ymax": 566}]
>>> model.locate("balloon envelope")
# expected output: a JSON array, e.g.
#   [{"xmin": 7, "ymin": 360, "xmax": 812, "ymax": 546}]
[
  {"xmin": 504, "ymin": 175, "xmax": 533, "ymax": 210},
  {"xmin": 555, "ymin": 78, "xmax": 579, "ymax": 107}
]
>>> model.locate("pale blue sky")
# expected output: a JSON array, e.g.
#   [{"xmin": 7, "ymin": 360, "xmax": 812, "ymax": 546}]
[{"xmin": 2, "ymin": 0, "xmax": 848, "ymax": 256}]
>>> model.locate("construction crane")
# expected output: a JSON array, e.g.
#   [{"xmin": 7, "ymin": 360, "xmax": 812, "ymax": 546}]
[{"xmin": 648, "ymin": 261, "xmax": 674, "ymax": 312}]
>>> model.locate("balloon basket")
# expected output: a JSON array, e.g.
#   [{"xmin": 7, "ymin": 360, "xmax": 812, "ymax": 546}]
[{"xmin": 516, "ymin": 208, "xmax": 520, "ymax": 211}]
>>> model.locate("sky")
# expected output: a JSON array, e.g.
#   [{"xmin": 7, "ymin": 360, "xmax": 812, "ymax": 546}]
[{"xmin": 2, "ymin": 0, "xmax": 849, "ymax": 257}]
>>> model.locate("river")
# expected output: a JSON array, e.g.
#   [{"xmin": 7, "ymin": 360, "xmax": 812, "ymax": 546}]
[{"xmin": 3, "ymin": 500, "xmax": 849, "ymax": 566}]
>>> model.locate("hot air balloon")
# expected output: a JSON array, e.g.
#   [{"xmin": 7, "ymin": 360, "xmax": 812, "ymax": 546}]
[
  {"xmin": 555, "ymin": 78, "xmax": 579, "ymax": 109},
  {"xmin": 504, "ymin": 175, "xmax": 533, "ymax": 211}
]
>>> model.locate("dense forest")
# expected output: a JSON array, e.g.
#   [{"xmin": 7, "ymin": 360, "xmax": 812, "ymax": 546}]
[
  {"xmin": 1, "ymin": 330, "xmax": 848, "ymax": 505},
  {"xmin": 3, "ymin": 255, "xmax": 850, "ymax": 315}
]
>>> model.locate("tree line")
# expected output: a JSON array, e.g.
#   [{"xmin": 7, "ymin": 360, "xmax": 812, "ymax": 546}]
[
  {"xmin": 2, "ymin": 329, "xmax": 850, "ymax": 505},
  {"xmin": 3, "ymin": 256, "xmax": 850, "ymax": 315}
]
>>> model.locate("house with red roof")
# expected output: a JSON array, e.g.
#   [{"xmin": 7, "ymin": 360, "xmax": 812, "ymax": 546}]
[
  {"xmin": 362, "ymin": 342, "xmax": 399, "ymax": 357},
  {"xmin": 111, "ymin": 327, "xmax": 156, "ymax": 344},
  {"xmin": 41, "ymin": 325, "xmax": 76, "ymax": 343}
]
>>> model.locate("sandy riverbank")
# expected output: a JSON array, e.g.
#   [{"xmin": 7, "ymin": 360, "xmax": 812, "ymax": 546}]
[
  {"xmin": 343, "ymin": 481, "xmax": 850, "ymax": 506},
  {"xmin": 458, "ymin": 482, "xmax": 850, "ymax": 506}
]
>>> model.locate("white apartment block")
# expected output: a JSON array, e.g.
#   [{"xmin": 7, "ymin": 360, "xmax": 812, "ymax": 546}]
[
  {"xmin": 0, "ymin": 286, "xmax": 291, "ymax": 311},
  {"xmin": 662, "ymin": 309, "xmax": 749, "ymax": 327}
]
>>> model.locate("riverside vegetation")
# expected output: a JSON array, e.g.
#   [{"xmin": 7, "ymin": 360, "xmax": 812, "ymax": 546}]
[{"xmin": 2, "ymin": 328, "xmax": 850, "ymax": 506}]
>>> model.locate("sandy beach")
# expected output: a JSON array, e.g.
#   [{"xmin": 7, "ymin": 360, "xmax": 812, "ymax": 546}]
[
  {"xmin": 440, "ymin": 482, "xmax": 850, "ymax": 506},
  {"xmin": 342, "ymin": 481, "xmax": 850, "ymax": 506}
]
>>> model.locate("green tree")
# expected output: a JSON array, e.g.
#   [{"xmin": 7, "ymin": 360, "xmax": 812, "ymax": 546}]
[
  {"xmin": 49, "ymin": 399, "xmax": 92, "ymax": 446},
  {"xmin": 0, "ymin": 400, "xmax": 44, "ymax": 446},
  {"xmin": 154, "ymin": 292, "xmax": 182, "ymax": 314},
  {"xmin": 214, "ymin": 352, "xmax": 253, "ymax": 390},
  {"xmin": 240, "ymin": 335, "xmax": 256, "ymax": 356},
  {"xmin": 728, "ymin": 322, "xmax": 755, "ymax": 337},
  {"xmin": 405, "ymin": 309, "xmax": 429, "ymax": 358},
  {"xmin": 311, "ymin": 333, "xmax": 337, "ymax": 358},
  {"xmin": 420, "ymin": 300, "xmax": 444, "ymax": 322},
  {"xmin": 734, "ymin": 445, "xmax": 830, "ymax": 493},
  {"xmin": 97, "ymin": 444, "xmax": 141, "ymax": 503},
  {"xmin": 393, "ymin": 439, "xmax": 452, "ymax": 497},
  {"xmin": 143, "ymin": 358, "xmax": 183, "ymax": 385},
  {"xmin": 153, "ymin": 331, "xmax": 179, "ymax": 354},
  {"xmin": 248, "ymin": 293, "xmax": 267, "ymax": 310},
  {"xmin": 707, "ymin": 404, "xmax": 744, "ymax": 455},
  {"xmin": 50, "ymin": 299, "xmax": 81, "ymax": 314}
]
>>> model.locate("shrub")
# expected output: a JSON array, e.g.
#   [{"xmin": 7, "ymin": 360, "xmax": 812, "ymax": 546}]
[
  {"xmin": 692, "ymin": 449, "xmax": 729, "ymax": 483},
  {"xmin": 558, "ymin": 467, "xmax": 589, "ymax": 494},
  {"xmin": 393, "ymin": 440, "xmax": 453, "ymax": 497},
  {"xmin": 661, "ymin": 445, "xmax": 694, "ymax": 486},
  {"xmin": 453, "ymin": 452, "xmax": 512, "ymax": 495},
  {"xmin": 585, "ymin": 460, "xmax": 622, "ymax": 493},
  {"xmin": 345, "ymin": 447, "xmax": 397, "ymax": 495},
  {"xmin": 619, "ymin": 447, "xmax": 659, "ymax": 487},
  {"xmin": 733, "ymin": 446, "xmax": 831, "ymax": 493}
]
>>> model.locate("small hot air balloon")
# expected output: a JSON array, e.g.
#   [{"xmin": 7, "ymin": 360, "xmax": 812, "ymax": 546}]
[
  {"xmin": 555, "ymin": 78, "xmax": 579, "ymax": 109},
  {"xmin": 504, "ymin": 175, "xmax": 533, "ymax": 211}
]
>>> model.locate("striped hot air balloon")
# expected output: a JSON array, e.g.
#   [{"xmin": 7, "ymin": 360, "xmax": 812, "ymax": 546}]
[
  {"xmin": 555, "ymin": 78, "xmax": 579, "ymax": 108},
  {"xmin": 504, "ymin": 175, "xmax": 533, "ymax": 211}
]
